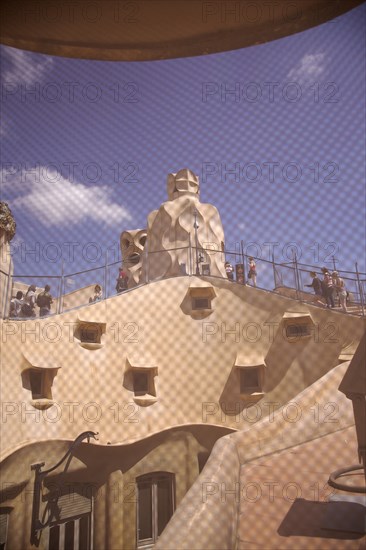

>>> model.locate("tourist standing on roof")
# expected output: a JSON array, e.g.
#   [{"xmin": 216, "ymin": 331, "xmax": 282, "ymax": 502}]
[
  {"xmin": 37, "ymin": 284, "xmax": 53, "ymax": 317},
  {"xmin": 305, "ymin": 272, "xmax": 324, "ymax": 305},
  {"xmin": 9, "ymin": 291, "xmax": 24, "ymax": 318},
  {"xmin": 89, "ymin": 284, "xmax": 103, "ymax": 303},
  {"xmin": 321, "ymin": 268, "xmax": 335, "ymax": 308},
  {"xmin": 247, "ymin": 257, "xmax": 257, "ymax": 287},
  {"xmin": 225, "ymin": 261, "xmax": 234, "ymax": 281},
  {"xmin": 21, "ymin": 285, "xmax": 37, "ymax": 317},
  {"xmin": 333, "ymin": 271, "xmax": 348, "ymax": 312},
  {"xmin": 116, "ymin": 268, "xmax": 129, "ymax": 293}
]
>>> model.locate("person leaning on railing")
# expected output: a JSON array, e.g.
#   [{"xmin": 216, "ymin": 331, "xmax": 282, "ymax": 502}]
[
  {"xmin": 89, "ymin": 284, "xmax": 103, "ymax": 303},
  {"xmin": 116, "ymin": 268, "xmax": 129, "ymax": 293},
  {"xmin": 224, "ymin": 261, "xmax": 234, "ymax": 281}
]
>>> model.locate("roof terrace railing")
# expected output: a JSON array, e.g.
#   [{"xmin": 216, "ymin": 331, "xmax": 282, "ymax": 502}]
[{"xmin": 3, "ymin": 241, "xmax": 366, "ymax": 318}]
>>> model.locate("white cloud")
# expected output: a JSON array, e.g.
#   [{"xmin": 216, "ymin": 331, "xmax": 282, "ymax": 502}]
[
  {"xmin": 287, "ymin": 53, "xmax": 325, "ymax": 83},
  {"xmin": 1, "ymin": 45, "xmax": 54, "ymax": 85},
  {"xmin": 1, "ymin": 167, "xmax": 132, "ymax": 228}
]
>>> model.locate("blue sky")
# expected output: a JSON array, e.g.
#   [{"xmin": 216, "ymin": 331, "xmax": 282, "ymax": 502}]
[{"xmin": 1, "ymin": 2, "xmax": 365, "ymax": 286}]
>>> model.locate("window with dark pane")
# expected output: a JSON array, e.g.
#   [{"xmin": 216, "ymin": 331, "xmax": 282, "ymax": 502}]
[
  {"xmin": 286, "ymin": 324, "xmax": 311, "ymax": 338},
  {"xmin": 136, "ymin": 473, "xmax": 175, "ymax": 547},
  {"xmin": 79, "ymin": 515, "xmax": 90, "ymax": 550},
  {"xmin": 48, "ymin": 524, "xmax": 60, "ymax": 550},
  {"xmin": 157, "ymin": 477, "xmax": 174, "ymax": 536},
  {"xmin": 64, "ymin": 520, "xmax": 74, "ymax": 549},
  {"xmin": 80, "ymin": 327, "xmax": 101, "ymax": 344},
  {"xmin": 133, "ymin": 371, "xmax": 149, "ymax": 396},
  {"xmin": 0, "ymin": 511, "xmax": 9, "ymax": 550},
  {"xmin": 240, "ymin": 368, "xmax": 260, "ymax": 393},
  {"xmin": 192, "ymin": 297, "xmax": 210, "ymax": 310},
  {"xmin": 29, "ymin": 370, "xmax": 44, "ymax": 399},
  {"xmin": 137, "ymin": 481, "xmax": 153, "ymax": 541},
  {"xmin": 47, "ymin": 486, "xmax": 92, "ymax": 550}
]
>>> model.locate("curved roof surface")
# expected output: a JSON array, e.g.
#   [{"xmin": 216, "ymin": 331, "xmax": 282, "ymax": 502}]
[{"xmin": 1, "ymin": 0, "xmax": 364, "ymax": 60}]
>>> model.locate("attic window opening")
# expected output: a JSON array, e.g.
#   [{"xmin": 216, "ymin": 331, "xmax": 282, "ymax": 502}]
[
  {"xmin": 75, "ymin": 321, "xmax": 106, "ymax": 350},
  {"xmin": 80, "ymin": 327, "xmax": 101, "ymax": 344},
  {"xmin": 186, "ymin": 284, "xmax": 215, "ymax": 315},
  {"xmin": 28, "ymin": 368, "xmax": 53, "ymax": 400},
  {"xmin": 192, "ymin": 297, "xmax": 211, "ymax": 310},
  {"xmin": 239, "ymin": 367, "xmax": 261, "ymax": 394},
  {"xmin": 286, "ymin": 324, "xmax": 312, "ymax": 338},
  {"xmin": 282, "ymin": 313, "xmax": 314, "ymax": 341},
  {"xmin": 133, "ymin": 371, "xmax": 149, "ymax": 396},
  {"xmin": 30, "ymin": 370, "xmax": 45, "ymax": 399}
]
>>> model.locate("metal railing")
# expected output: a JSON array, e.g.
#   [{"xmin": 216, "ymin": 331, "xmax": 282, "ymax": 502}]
[{"xmin": 3, "ymin": 242, "xmax": 366, "ymax": 318}]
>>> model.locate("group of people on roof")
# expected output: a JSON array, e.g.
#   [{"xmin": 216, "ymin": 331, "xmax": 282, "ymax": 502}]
[
  {"xmin": 10, "ymin": 285, "xmax": 53, "ymax": 318},
  {"xmin": 306, "ymin": 268, "xmax": 348, "ymax": 311},
  {"xmin": 225, "ymin": 257, "xmax": 257, "ymax": 287},
  {"xmin": 10, "ymin": 263, "xmax": 350, "ymax": 318},
  {"xmin": 88, "ymin": 268, "xmax": 129, "ymax": 304},
  {"xmin": 9, "ymin": 268, "xmax": 129, "ymax": 318}
]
